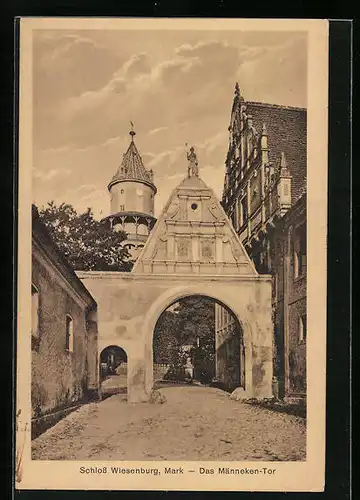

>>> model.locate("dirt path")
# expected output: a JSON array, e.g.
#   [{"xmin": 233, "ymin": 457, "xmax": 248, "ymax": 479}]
[{"xmin": 32, "ymin": 386, "xmax": 306, "ymax": 461}]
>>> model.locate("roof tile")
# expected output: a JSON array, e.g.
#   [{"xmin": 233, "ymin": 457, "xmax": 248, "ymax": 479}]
[
  {"xmin": 109, "ymin": 135, "xmax": 155, "ymax": 190},
  {"xmin": 246, "ymin": 101, "xmax": 307, "ymax": 204}
]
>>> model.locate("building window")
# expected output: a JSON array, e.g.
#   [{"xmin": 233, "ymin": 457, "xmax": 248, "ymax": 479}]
[
  {"xmin": 294, "ymin": 224, "xmax": 306, "ymax": 278},
  {"xmin": 241, "ymin": 196, "xmax": 248, "ymax": 226},
  {"xmin": 31, "ymin": 284, "xmax": 40, "ymax": 350},
  {"xmin": 299, "ymin": 314, "xmax": 307, "ymax": 343},
  {"xmin": 231, "ymin": 210, "xmax": 236, "ymax": 229},
  {"xmin": 266, "ymin": 240, "xmax": 271, "ymax": 272},
  {"xmin": 119, "ymin": 204, "xmax": 125, "ymax": 211},
  {"xmin": 65, "ymin": 315, "xmax": 74, "ymax": 353},
  {"xmin": 120, "ymin": 189, "xmax": 124, "ymax": 194}
]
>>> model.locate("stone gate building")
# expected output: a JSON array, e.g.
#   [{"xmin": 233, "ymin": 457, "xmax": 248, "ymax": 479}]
[{"xmin": 78, "ymin": 153, "xmax": 273, "ymax": 402}]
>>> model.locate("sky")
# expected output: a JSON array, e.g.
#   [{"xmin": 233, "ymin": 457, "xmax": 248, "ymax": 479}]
[{"xmin": 32, "ymin": 29, "xmax": 307, "ymax": 218}]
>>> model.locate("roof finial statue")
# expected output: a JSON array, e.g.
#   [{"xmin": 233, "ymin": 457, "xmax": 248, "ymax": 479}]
[
  {"xmin": 129, "ymin": 121, "xmax": 136, "ymax": 141},
  {"xmin": 186, "ymin": 144, "xmax": 199, "ymax": 178},
  {"xmin": 235, "ymin": 82, "xmax": 240, "ymax": 96}
]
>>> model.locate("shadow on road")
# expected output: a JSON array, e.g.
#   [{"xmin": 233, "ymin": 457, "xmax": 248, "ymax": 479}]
[{"xmin": 244, "ymin": 399, "xmax": 306, "ymax": 419}]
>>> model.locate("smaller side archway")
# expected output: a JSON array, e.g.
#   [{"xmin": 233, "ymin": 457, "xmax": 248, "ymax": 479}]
[{"xmin": 99, "ymin": 345, "xmax": 128, "ymax": 396}]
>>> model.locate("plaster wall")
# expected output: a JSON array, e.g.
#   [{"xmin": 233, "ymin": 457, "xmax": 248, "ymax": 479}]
[
  {"xmin": 78, "ymin": 272, "xmax": 273, "ymax": 402},
  {"xmin": 31, "ymin": 250, "xmax": 98, "ymax": 418},
  {"xmin": 110, "ymin": 181, "xmax": 154, "ymax": 215}
]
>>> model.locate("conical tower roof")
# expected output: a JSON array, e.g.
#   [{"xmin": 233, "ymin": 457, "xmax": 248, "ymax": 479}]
[{"xmin": 108, "ymin": 129, "xmax": 156, "ymax": 192}]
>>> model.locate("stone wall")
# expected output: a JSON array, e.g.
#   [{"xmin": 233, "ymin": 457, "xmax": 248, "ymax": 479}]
[
  {"xmin": 31, "ymin": 249, "xmax": 98, "ymax": 418},
  {"xmin": 288, "ymin": 296, "xmax": 306, "ymax": 393},
  {"xmin": 270, "ymin": 197, "xmax": 307, "ymax": 396},
  {"xmin": 215, "ymin": 304, "xmax": 244, "ymax": 390}
]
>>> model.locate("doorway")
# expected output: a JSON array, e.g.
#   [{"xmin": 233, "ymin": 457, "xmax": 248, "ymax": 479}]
[{"xmin": 99, "ymin": 345, "xmax": 128, "ymax": 396}]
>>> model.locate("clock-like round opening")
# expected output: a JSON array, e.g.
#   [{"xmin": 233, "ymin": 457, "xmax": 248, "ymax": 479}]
[{"xmin": 191, "ymin": 203, "xmax": 198, "ymax": 210}]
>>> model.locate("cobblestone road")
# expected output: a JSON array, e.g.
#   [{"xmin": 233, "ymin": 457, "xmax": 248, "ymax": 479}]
[{"xmin": 32, "ymin": 386, "xmax": 306, "ymax": 461}]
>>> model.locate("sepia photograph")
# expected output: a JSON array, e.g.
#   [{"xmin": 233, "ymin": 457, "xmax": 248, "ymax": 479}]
[{"xmin": 16, "ymin": 17, "xmax": 328, "ymax": 492}]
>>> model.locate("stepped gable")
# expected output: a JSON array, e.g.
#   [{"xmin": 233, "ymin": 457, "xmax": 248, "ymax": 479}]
[
  {"xmin": 132, "ymin": 173, "xmax": 257, "ymax": 275},
  {"xmin": 108, "ymin": 134, "xmax": 155, "ymax": 191},
  {"xmin": 246, "ymin": 101, "xmax": 307, "ymax": 204}
]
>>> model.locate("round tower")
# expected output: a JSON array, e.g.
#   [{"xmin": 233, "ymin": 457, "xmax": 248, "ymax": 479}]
[{"xmin": 103, "ymin": 126, "xmax": 157, "ymax": 261}]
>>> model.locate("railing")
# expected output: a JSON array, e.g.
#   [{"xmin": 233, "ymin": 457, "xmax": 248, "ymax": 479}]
[{"xmin": 153, "ymin": 363, "xmax": 171, "ymax": 380}]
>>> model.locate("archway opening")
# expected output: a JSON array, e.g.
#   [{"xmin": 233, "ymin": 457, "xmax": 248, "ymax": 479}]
[
  {"xmin": 99, "ymin": 345, "xmax": 128, "ymax": 396},
  {"xmin": 152, "ymin": 295, "xmax": 245, "ymax": 392}
]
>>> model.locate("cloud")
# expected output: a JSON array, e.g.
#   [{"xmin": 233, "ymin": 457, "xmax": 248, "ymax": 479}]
[
  {"xmin": 58, "ymin": 52, "xmax": 151, "ymax": 121},
  {"xmin": 199, "ymin": 164, "xmax": 225, "ymax": 199},
  {"xmin": 33, "ymin": 167, "xmax": 71, "ymax": 182},
  {"xmin": 122, "ymin": 52, "xmax": 150, "ymax": 78},
  {"xmin": 33, "ymin": 31, "xmax": 126, "ymax": 149},
  {"xmin": 38, "ymin": 38, "xmax": 242, "ymax": 150},
  {"xmin": 34, "ymin": 32, "xmax": 123, "ymax": 100},
  {"xmin": 148, "ymin": 126, "xmax": 168, "ymax": 136},
  {"xmin": 235, "ymin": 36, "xmax": 307, "ymax": 107},
  {"xmin": 58, "ymin": 185, "xmax": 109, "ymax": 219},
  {"xmin": 34, "ymin": 31, "xmax": 307, "ymax": 150},
  {"xmin": 151, "ymin": 56, "xmax": 202, "ymax": 86},
  {"xmin": 32, "ymin": 30, "xmax": 307, "ymax": 218},
  {"xmin": 33, "ymin": 127, "xmax": 229, "ymax": 220},
  {"xmin": 140, "ymin": 130, "xmax": 229, "ymax": 215}
]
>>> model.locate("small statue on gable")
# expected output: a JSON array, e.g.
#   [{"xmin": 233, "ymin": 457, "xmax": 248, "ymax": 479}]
[{"xmin": 186, "ymin": 145, "xmax": 199, "ymax": 177}]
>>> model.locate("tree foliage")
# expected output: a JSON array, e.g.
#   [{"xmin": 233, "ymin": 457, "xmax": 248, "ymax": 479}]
[
  {"xmin": 153, "ymin": 296, "xmax": 216, "ymax": 381},
  {"xmin": 37, "ymin": 201, "xmax": 132, "ymax": 272},
  {"xmin": 172, "ymin": 296, "xmax": 215, "ymax": 347},
  {"xmin": 153, "ymin": 311, "xmax": 178, "ymax": 364}
]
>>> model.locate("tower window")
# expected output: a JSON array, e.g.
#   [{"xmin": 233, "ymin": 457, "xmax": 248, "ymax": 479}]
[
  {"xmin": 121, "ymin": 189, "xmax": 124, "ymax": 194},
  {"xmin": 120, "ymin": 204, "xmax": 125, "ymax": 211},
  {"xmin": 65, "ymin": 315, "xmax": 74, "ymax": 353}
]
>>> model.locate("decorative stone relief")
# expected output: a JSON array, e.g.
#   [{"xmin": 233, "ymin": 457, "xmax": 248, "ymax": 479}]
[
  {"xmin": 165, "ymin": 200, "xmax": 180, "ymax": 220},
  {"xmin": 151, "ymin": 230, "xmax": 168, "ymax": 260},
  {"xmin": 222, "ymin": 236, "xmax": 233, "ymax": 263},
  {"xmin": 228, "ymin": 234, "xmax": 246, "ymax": 262},
  {"xmin": 222, "ymin": 236, "xmax": 243, "ymax": 263},
  {"xmin": 176, "ymin": 238, "xmax": 190, "ymax": 260},
  {"xmin": 208, "ymin": 202, "xmax": 225, "ymax": 222},
  {"xmin": 200, "ymin": 239, "xmax": 215, "ymax": 260}
]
